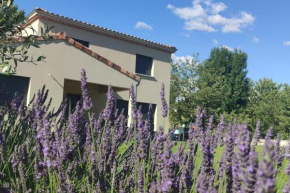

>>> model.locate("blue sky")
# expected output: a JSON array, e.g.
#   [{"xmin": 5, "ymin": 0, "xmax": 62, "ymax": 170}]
[{"xmin": 15, "ymin": 0, "xmax": 290, "ymax": 84}]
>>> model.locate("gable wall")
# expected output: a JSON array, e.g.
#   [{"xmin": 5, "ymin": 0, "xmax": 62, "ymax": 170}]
[{"xmin": 23, "ymin": 18, "xmax": 172, "ymax": 132}]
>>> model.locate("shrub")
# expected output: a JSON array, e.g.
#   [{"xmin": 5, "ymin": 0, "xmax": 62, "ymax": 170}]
[{"xmin": 0, "ymin": 69, "xmax": 289, "ymax": 192}]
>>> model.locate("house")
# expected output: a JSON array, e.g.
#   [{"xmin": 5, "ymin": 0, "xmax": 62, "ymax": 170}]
[{"xmin": 2, "ymin": 8, "xmax": 177, "ymax": 132}]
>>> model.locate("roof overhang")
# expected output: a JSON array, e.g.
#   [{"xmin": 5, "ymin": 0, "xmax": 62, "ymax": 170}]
[
  {"xmin": 14, "ymin": 31, "xmax": 141, "ymax": 82},
  {"xmin": 24, "ymin": 8, "xmax": 177, "ymax": 54}
]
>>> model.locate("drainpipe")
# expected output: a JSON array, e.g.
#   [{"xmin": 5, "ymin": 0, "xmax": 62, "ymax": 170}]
[{"xmin": 135, "ymin": 79, "xmax": 141, "ymax": 100}]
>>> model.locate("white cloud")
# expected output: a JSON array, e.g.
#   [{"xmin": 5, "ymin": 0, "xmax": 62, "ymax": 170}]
[
  {"xmin": 212, "ymin": 39, "xmax": 218, "ymax": 45},
  {"xmin": 252, "ymin": 36, "xmax": 260, "ymax": 43},
  {"xmin": 210, "ymin": 2, "xmax": 227, "ymax": 14},
  {"xmin": 134, "ymin": 21, "xmax": 153, "ymax": 31},
  {"xmin": 167, "ymin": 0, "xmax": 255, "ymax": 33},
  {"xmin": 221, "ymin": 45, "xmax": 234, "ymax": 51},
  {"xmin": 167, "ymin": 4, "xmax": 206, "ymax": 20},
  {"xmin": 185, "ymin": 20, "xmax": 217, "ymax": 32},
  {"xmin": 283, "ymin": 41, "xmax": 290, "ymax": 46},
  {"xmin": 181, "ymin": 33, "xmax": 190, "ymax": 38},
  {"xmin": 171, "ymin": 54, "xmax": 194, "ymax": 64}
]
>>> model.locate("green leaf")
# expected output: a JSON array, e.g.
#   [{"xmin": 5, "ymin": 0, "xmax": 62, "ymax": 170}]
[
  {"xmin": 6, "ymin": 0, "xmax": 11, "ymax": 6},
  {"xmin": 0, "ymin": 64, "xmax": 8, "ymax": 67},
  {"xmin": 2, "ymin": 65, "xmax": 9, "ymax": 73},
  {"xmin": 37, "ymin": 55, "xmax": 45, "ymax": 61}
]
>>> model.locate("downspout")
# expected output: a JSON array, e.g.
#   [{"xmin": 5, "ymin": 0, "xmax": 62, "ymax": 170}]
[{"xmin": 135, "ymin": 79, "xmax": 141, "ymax": 100}]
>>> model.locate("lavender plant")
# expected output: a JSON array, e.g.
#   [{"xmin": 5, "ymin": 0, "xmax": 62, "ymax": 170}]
[{"xmin": 0, "ymin": 69, "xmax": 288, "ymax": 192}]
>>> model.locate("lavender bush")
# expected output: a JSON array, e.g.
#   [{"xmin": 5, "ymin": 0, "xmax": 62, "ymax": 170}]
[{"xmin": 0, "ymin": 69, "xmax": 289, "ymax": 192}]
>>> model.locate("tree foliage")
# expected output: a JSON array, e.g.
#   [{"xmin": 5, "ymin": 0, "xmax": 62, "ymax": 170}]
[
  {"xmin": 170, "ymin": 48, "xmax": 290, "ymax": 138},
  {"xmin": 0, "ymin": 0, "xmax": 25, "ymax": 34},
  {"xmin": 170, "ymin": 54, "xmax": 198, "ymax": 126},
  {"xmin": 0, "ymin": 0, "xmax": 46, "ymax": 75},
  {"xmin": 194, "ymin": 47, "xmax": 250, "ymax": 116},
  {"xmin": 245, "ymin": 79, "xmax": 290, "ymax": 138}
]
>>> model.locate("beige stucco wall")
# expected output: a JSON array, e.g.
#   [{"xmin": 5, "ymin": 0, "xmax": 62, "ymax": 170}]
[
  {"xmin": 22, "ymin": 19, "xmax": 172, "ymax": 132},
  {"xmin": 63, "ymin": 79, "xmax": 118, "ymax": 116},
  {"xmin": 22, "ymin": 19, "xmax": 40, "ymax": 36},
  {"xmin": 13, "ymin": 41, "xmax": 135, "ymax": 112}
]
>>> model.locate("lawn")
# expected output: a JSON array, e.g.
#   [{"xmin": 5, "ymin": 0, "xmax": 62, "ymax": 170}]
[{"xmin": 120, "ymin": 142, "xmax": 289, "ymax": 192}]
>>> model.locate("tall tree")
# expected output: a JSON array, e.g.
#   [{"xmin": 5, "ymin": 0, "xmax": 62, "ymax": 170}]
[
  {"xmin": 246, "ymin": 78, "xmax": 290, "ymax": 138},
  {"xmin": 170, "ymin": 54, "xmax": 198, "ymax": 126},
  {"xmin": 194, "ymin": 47, "xmax": 250, "ymax": 116},
  {"xmin": 246, "ymin": 78, "xmax": 284, "ymax": 137},
  {"xmin": 279, "ymin": 84, "xmax": 290, "ymax": 138}
]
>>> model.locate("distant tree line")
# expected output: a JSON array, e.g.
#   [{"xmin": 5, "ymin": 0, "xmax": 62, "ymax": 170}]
[{"xmin": 170, "ymin": 47, "xmax": 290, "ymax": 139}]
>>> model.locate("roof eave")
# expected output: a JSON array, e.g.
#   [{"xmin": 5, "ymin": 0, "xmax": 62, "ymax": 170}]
[
  {"xmin": 25, "ymin": 8, "xmax": 177, "ymax": 54},
  {"xmin": 13, "ymin": 31, "xmax": 141, "ymax": 82}
]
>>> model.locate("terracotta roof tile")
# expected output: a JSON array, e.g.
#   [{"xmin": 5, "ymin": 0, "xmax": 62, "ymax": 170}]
[
  {"xmin": 74, "ymin": 41, "xmax": 83, "ymax": 50},
  {"xmin": 15, "ymin": 31, "xmax": 140, "ymax": 82},
  {"xmin": 23, "ymin": 8, "xmax": 177, "ymax": 53}
]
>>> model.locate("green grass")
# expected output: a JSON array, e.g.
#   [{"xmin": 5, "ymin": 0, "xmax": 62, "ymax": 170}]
[
  {"xmin": 172, "ymin": 143, "xmax": 287, "ymax": 192},
  {"xmin": 119, "ymin": 142, "xmax": 288, "ymax": 192}
]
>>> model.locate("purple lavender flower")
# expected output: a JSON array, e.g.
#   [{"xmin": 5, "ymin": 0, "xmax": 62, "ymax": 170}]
[
  {"xmin": 198, "ymin": 129, "xmax": 215, "ymax": 192},
  {"xmin": 186, "ymin": 122, "xmax": 198, "ymax": 180},
  {"xmin": 208, "ymin": 115, "xmax": 214, "ymax": 131},
  {"xmin": 232, "ymin": 155, "xmax": 242, "ymax": 192},
  {"xmin": 80, "ymin": 68, "xmax": 93, "ymax": 110},
  {"xmin": 179, "ymin": 154, "xmax": 192, "ymax": 192},
  {"xmin": 66, "ymin": 101, "xmax": 86, "ymax": 150},
  {"xmin": 137, "ymin": 165, "xmax": 144, "ymax": 193},
  {"xmin": 147, "ymin": 104, "xmax": 155, "ymax": 137},
  {"xmin": 256, "ymin": 140, "xmax": 276, "ymax": 193},
  {"xmin": 252, "ymin": 120, "xmax": 261, "ymax": 147},
  {"xmin": 18, "ymin": 100, "xmax": 26, "ymax": 119},
  {"xmin": 11, "ymin": 92, "xmax": 23, "ymax": 111},
  {"xmin": 103, "ymin": 85, "xmax": 115, "ymax": 127},
  {"xmin": 232, "ymin": 117, "xmax": 239, "ymax": 143},
  {"xmin": 265, "ymin": 126, "xmax": 273, "ymax": 141},
  {"xmin": 194, "ymin": 107, "xmax": 207, "ymax": 143},
  {"xmin": 284, "ymin": 182, "xmax": 290, "ymax": 193},
  {"xmin": 129, "ymin": 85, "xmax": 137, "ymax": 119},
  {"xmin": 160, "ymin": 83, "xmax": 168, "ymax": 117},
  {"xmin": 242, "ymin": 151, "xmax": 258, "ymax": 193},
  {"xmin": 224, "ymin": 123, "xmax": 234, "ymax": 193},
  {"xmin": 136, "ymin": 108, "xmax": 150, "ymax": 161},
  {"xmin": 160, "ymin": 138, "xmax": 175, "ymax": 192},
  {"xmin": 262, "ymin": 126, "xmax": 274, "ymax": 157},
  {"xmin": 41, "ymin": 115, "xmax": 52, "ymax": 168},
  {"xmin": 275, "ymin": 133, "xmax": 284, "ymax": 175},
  {"xmin": 149, "ymin": 182, "xmax": 158, "ymax": 193},
  {"xmin": 237, "ymin": 124, "xmax": 251, "ymax": 169},
  {"xmin": 149, "ymin": 125, "xmax": 166, "ymax": 185},
  {"xmin": 216, "ymin": 115, "xmax": 226, "ymax": 147}
]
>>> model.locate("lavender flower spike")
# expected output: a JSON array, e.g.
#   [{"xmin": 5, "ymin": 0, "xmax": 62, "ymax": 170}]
[
  {"xmin": 129, "ymin": 85, "xmax": 137, "ymax": 119},
  {"xmin": 252, "ymin": 119, "xmax": 261, "ymax": 147},
  {"xmin": 80, "ymin": 68, "xmax": 93, "ymax": 110},
  {"xmin": 160, "ymin": 83, "xmax": 168, "ymax": 117},
  {"xmin": 265, "ymin": 126, "xmax": 273, "ymax": 141},
  {"xmin": 242, "ymin": 151, "xmax": 258, "ymax": 193},
  {"xmin": 256, "ymin": 140, "xmax": 276, "ymax": 193}
]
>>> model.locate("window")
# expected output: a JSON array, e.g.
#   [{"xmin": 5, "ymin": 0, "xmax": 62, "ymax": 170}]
[
  {"xmin": 135, "ymin": 54, "xmax": 153, "ymax": 76},
  {"xmin": 66, "ymin": 93, "xmax": 81, "ymax": 115},
  {"xmin": 72, "ymin": 38, "xmax": 90, "ymax": 48},
  {"xmin": 136, "ymin": 102, "xmax": 156, "ymax": 120},
  {"xmin": 116, "ymin": 100, "xmax": 156, "ymax": 121},
  {"xmin": 116, "ymin": 100, "xmax": 129, "ymax": 116},
  {"xmin": 0, "ymin": 75, "xmax": 29, "ymax": 105}
]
